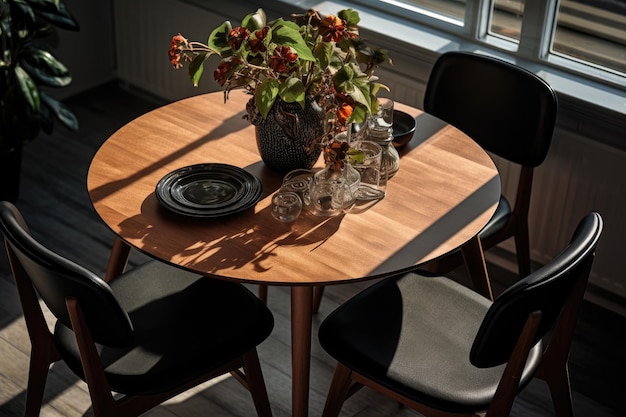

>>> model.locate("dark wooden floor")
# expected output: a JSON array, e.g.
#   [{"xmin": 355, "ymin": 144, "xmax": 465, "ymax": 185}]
[{"xmin": 0, "ymin": 82, "xmax": 624, "ymax": 416}]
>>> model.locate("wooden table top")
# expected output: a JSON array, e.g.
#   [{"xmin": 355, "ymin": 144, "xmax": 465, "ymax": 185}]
[{"xmin": 87, "ymin": 90, "xmax": 500, "ymax": 286}]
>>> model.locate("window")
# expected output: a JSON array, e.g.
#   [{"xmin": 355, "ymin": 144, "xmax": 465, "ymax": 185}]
[
  {"xmin": 363, "ymin": 0, "xmax": 626, "ymax": 85},
  {"xmin": 552, "ymin": 0, "xmax": 626, "ymax": 75},
  {"xmin": 489, "ymin": 0, "xmax": 524, "ymax": 42},
  {"xmin": 382, "ymin": 0, "xmax": 465, "ymax": 22}
]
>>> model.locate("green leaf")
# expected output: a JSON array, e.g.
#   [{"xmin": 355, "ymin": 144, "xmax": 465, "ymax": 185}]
[
  {"xmin": 0, "ymin": 20, "xmax": 13, "ymax": 67},
  {"xmin": 255, "ymin": 78, "xmax": 279, "ymax": 119},
  {"xmin": 278, "ymin": 77, "xmax": 305, "ymax": 108},
  {"xmin": 37, "ymin": 98, "xmax": 56, "ymax": 134},
  {"xmin": 346, "ymin": 148, "xmax": 365, "ymax": 164},
  {"xmin": 19, "ymin": 47, "xmax": 72, "ymax": 87},
  {"xmin": 347, "ymin": 103, "xmax": 368, "ymax": 124},
  {"xmin": 35, "ymin": 2, "xmax": 80, "ymax": 31},
  {"xmin": 333, "ymin": 64, "xmax": 356, "ymax": 90},
  {"xmin": 208, "ymin": 21, "xmax": 232, "ymax": 54},
  {"xmin": 312, "ymin": 42, "xmax": 333, "ymax": 70},
  {"xmin": 189, "ymin": 52, "xmax": 209, "ymax": 86},
  {"xmin": 270, "ymin": 20, "xmax": 314, "ymax": 61},
  {"xmin": 338, "ymin": 9, "xmax": 360, "ymax": 26},
  {"xmin": 15, "ymin": 64, "xmax": 40, "ymax": 111},
  {"xmin": 241, "ymin": 9, "xmax": 266, "ymax": 31},
  {"xmin": 41, "ymin": 91, "xmax": 79, "ymax": 131},
  {"xmin": 327, "ymin": 52, "xmax": 347, "ymax": 73},
  {"xmin": 23, "ymin": 0, "xmax": 60, "ymax": 13},
  {"xmin": 335, "ymin": 76, "xmax": 373, "ymax": 115},
  {"xmin": 352, "ymin": 82, "xmax": 374, "ymax": 112},
  {"xmin": 6, "ymin": 0, "xmax": 36, "ymax": 42},
  {"xmin": 371, "ymin": 81, "xmax": 390, "ymax": 98}
]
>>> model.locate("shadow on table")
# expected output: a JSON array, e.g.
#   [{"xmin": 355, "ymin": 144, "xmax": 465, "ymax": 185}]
[{"xmin": 115, "ymin": 189, "xmax": 347, "ymax": 278}]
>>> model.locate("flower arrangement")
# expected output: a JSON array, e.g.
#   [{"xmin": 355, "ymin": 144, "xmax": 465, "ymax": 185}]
[{"xmin": 169, "ymin": 8, "xmax": 391, "ymax": 141}]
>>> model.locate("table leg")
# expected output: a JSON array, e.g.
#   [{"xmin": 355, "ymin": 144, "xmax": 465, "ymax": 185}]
[
  {"xmin": 461, "ymin": 236, "xmax": 494, "ymax": 301},
  {"xmin": 258, "ymin": 284, "xmax": 269, "ymax": 304},
  {"xmin": 104, "ymin": 237, "xmax": 131, "ymax": 282},
  {"xmin": 291, "ymin": 286, "xmax": 313, "ymax": 417}
]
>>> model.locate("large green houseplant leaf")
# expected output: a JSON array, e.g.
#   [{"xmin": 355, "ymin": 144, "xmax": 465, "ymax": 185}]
[{"xmin": 0, "ymin": 0, "xmax": 79, "ymax": 152}]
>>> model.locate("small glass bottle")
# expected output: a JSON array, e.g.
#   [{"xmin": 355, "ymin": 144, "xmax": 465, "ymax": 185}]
[{"xmin": 362, "ymin": 113, "xmax": 400, "ymax": 184}]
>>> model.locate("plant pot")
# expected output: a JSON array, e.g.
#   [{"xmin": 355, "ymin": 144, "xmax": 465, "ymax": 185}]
[
  {"xmin": 249, "ymin": 98, "xmax": 324, "ymax": 173},
  {"xmin": 0, "ymin": 146, "xmax": 22, "ymax": 203}
]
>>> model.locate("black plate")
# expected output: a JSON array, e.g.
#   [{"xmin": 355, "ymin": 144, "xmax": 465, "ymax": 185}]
[{"xmin": 156, "ymin": 163, "xmax": 262, "ymax": 218}]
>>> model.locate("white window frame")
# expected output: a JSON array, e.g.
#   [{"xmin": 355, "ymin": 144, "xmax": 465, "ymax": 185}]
[{"xmin": 351, "ymin": 0, "xmax": 625, "ymax": 89}]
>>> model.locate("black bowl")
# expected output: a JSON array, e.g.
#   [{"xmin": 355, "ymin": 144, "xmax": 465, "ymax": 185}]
[{"xmin": 392, "ymin": 110, "xmax": 416, "ymax": 148}]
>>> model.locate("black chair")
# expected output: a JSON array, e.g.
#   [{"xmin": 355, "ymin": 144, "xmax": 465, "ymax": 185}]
[
  {"xmin": 319, "ymin": 212, "xmax": 602, "ymax": 417},
  {"xmin": 423, "ymin": 51, "xmax": 558, "ymax": 279},
  {"xmin": 0, "ymin": 201, "xmax": 274, "ymax": 417}
]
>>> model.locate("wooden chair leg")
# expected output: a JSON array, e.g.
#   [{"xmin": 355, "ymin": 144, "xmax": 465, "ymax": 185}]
[
  {"xmin": 66, "ymin": 298, "xmax": 118, "ymax": 417},
  {"xmin": 486, "ymin": 311, "xmax": 541, "ymax": 417},
  {"xmin": 242, "ymin": 349, "xmax": 273, "ymax": 417},
  {"xmin": 543, "ymin": 364, "xmax": 574, "ymax": 417},
  {"xmin": 514, "ymin": 221, "xmax": 532, "ymax": 278},
  {"xmin": 461, "ymin": 237, "xmax": 493, "ymax": 301},
  {"xmin": 258, "ymin": 285, "xmax": 268, "ymax": 304},
  {"xmin": 536, "ymin": 255, "xmax": 592, "ymax": 417},
  {"xmin": 322, "ymin": 363, "xmax": 354, "ymax": 417},
  {"xmin": 24, "ymin": 347, "xmax": 54, "ymax": 417},
  {"xmin": 7, "ymin": 245, "xmax": 62, "ymax": 417},
  {"xmin": 312, "ymin": 285, "xmax": 325, "ymax": 313}
]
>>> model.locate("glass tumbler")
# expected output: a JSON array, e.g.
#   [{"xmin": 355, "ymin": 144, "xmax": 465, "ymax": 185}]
[
  {"xmin": 349, "ymin": 140, "xmax": 385, "ymax": 200},
  {"xmin": 271, "ymin": 191, "xmax": 302, "ymax": 222},
  {"xmin": 282, "ymin": 169, "xmax": 314, "ymax": 206}
]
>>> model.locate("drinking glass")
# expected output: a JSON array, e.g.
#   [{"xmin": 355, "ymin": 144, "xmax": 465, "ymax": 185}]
[
  {"xmin": 282, "ymin": 169, "xmax": 314, "ymax": 206},
  {"xmin": 350, "ymin": 140, "xmax": 385, "ymax": 200},
  {"xmin": 283, "ymin": 169, "xmax": 313, "ymax": 184},
  {"xmin": 309, "ymin": 177, "xmax": 355, "ymax": 216},
  {"xmin": 271, "ymin": 191, "xmax": 302, "ymax": 222}
]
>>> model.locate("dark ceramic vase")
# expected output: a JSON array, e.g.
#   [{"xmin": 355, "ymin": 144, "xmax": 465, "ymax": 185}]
[
  {"xmin": 249, "ymin": 97, "xmax": 324, "ymax": 173},
  {"xmin": 0, "ymin": 146, "xmax": 22, "ymax": 203}
]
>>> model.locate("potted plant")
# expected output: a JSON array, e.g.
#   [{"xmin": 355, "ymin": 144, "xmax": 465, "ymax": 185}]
[
  {"xmin": 0, "ymin": 0, "xmax": 79, "ymax": 202},
  {"xmin": 169, "ymin": 8, "xmax": 391, "ymax": 172}
]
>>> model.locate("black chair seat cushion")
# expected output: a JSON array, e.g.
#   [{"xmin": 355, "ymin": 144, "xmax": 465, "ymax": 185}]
[
  {"xmin": 319, "ymin": 273, "xmax": 542, "ymax": 413},
  {"xmin": 54, "ymin": 261, "xmax": 274, "ymax": 395},
  {"xmin": 478, "ymin": 195, "xmax": 511, "ymax": 241}
]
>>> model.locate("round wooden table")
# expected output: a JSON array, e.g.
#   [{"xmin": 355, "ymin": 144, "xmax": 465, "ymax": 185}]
[{"xmin": 87, "ymin": 90, "xmax": 500, "ymax": 417}]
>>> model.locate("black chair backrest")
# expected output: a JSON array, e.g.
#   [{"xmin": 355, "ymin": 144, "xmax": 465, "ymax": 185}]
[
  {"xmin": 0, "ymin": 201, "xmax": 134, "ymax": 348},
  {"xmin": 424, "ymin": 51, "xmax": 558, "ymax": 167},
  {"xmin": 470, "ymin": 212, "xmax": 602, "ymax": 367}
]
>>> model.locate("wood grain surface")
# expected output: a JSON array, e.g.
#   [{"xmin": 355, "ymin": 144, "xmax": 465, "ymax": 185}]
[{"xmin": 87, "ymin": 90, "xmax": 500, "ymax": 286}]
